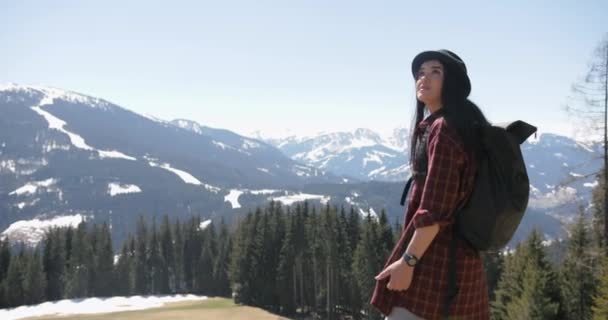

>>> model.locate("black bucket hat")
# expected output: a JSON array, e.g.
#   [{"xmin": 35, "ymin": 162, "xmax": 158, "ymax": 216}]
[{"xmin": 411, "ymin": 49, "xmax": 471, "ymax": 98}]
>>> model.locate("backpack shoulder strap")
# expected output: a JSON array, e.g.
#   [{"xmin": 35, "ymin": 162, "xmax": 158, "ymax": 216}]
[{"xmin": 400, "ymin": 125, "xmax": 433, "ymax": 206}]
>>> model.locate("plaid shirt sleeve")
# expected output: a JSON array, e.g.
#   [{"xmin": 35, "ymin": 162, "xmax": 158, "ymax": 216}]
[{"xmin": 412, "ymin": 119, "xmax": 465, "ymax": 229}]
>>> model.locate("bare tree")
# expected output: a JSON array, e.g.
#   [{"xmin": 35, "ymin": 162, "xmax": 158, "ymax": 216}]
[{"xmin": 565, "ymin": 33, "xmax": 608, "ymax": 246}]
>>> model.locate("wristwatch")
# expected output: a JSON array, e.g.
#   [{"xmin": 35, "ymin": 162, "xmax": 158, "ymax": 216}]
[{"xmin": 402, "ymin": 253, "xmax": 419, "ymax": 267}]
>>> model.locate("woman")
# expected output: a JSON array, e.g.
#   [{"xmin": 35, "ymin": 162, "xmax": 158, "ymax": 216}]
[{"xmin": 370, "ymin": 50, "xmax": 490, "ymax": 320}]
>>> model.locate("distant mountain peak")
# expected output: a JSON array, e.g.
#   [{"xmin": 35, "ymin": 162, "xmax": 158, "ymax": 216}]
[
  {"xmin": 0, "ymin": 83, "xmax": 113, "ymax": 110},
  {"xmin": 171, "ymin": 119, "xmax": 204, "ymax": 134}
]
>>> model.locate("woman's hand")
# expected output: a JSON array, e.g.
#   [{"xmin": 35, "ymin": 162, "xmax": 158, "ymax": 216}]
[{"xmin": 374, "ymin": 258, "xmax": 414, "ymax": 291}]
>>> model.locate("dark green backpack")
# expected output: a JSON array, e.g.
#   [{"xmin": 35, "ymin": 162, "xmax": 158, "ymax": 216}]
[{"xmin": 400, "ymin": 120, "xmax": 537, "ymax": 251}]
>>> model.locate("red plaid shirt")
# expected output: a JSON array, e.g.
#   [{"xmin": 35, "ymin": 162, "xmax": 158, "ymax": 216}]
[{"xmin": 370, "ymin": 112, "xmax": 489, "ymax": 320}]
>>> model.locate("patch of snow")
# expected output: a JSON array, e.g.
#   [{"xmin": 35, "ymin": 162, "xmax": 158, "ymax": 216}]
[
  {"xmin": 369, "ymin": 207, "xmax": 378, "ymax": 218},
  {"xmin": 224, "ymin": 190, "xmax": 243, "ymax": 209},
  {"xmin": 257, "ymin": 168, "xmax": 270, "ymax": 173},
  {"xmin": 0, "ymin": 294, "xmax": 208, "ymax": 320},
  {"xmin": 31, "ymin": 105, "xmax": 136, "ymax": 161},
  {"xmin": 108, "ymin": 183, "xmax": 142, "ymax": 196},
  {"xmin": 212, "ymin": 141, "xmax": 229, "ymax": 150},
  {"xmin": 554, "ymin": 152, "xmax": 564, "ymax": 158},
  {"xmin": 141, "ymin": 113, "xmax": 167, "ymax": 124},
  {"xmin": 199, "ymin": 220, "xmax": 211, "ymax": 230},
  {"xmin": 569, "ymin": 172, "xmax": 585, "ymax": 178},
  {"xmin": 293, "ymin": 166, "xmax": 311, "ymax": 177},
  {"xmin": 529, "ymin": 184, "xmax": 542, "ymax": 196},
  {"xmin": 368, "ymin": 166, "xmax": 387, "ymax": 177},
  {"xmin": 212, "ymin": 141, "xmax": 250, "ymax": 155},
  {"xmin": 529, "ymin": 164, "xmax": 535, "ymax": 168},
  {"xmin": 9, "ymin": 178, "xmax": 56, "ymax": 196},
  {"xmin": 15, "ymin": 199, "xmax": 39, "ymax": 210},
  {"xmin": 381, "ymin": 163, "xmax": 410, "ymax": 176},
  {"xmin": 248, "ymin": 189, "xmax": 280, "ymax": 195},
  {"xmin": 42, "ymin": 141, "xmax": 71, "ymax": 153},
  {"xmin": 363, "ymin": 152, "xmax": 383, "ymax": 167},
  {"xmin": 345, "ymin": 197, "xmax": 357, "ymax": 206},
  {"xmin": 584, "ymin": 181, "xmax": 599, "ymax": 188},
  {"xmin": 272, "ymin": 193, "xmax": 330, "ymax": 206},
  {"xmin": 173, "ymin": 119, "xmax": 202, "ymax": 134},
  {"xmin": 98, "ymin": 150, "xmax": 137, "ymax": 161},
  {"xmin": 1, "ymin": 214, "xmax": 85, "ymax": 246},
  {"xmin": 242, "ymin": 139, "xmax": 261, "ymax": 149},
  {"xmin": 576, "ymin": 141, "xmax": 595, "ymax": 152},
  {"xmin": 149, "ymin": 162, "xmax": 220, "ymax": 192},
  {"xmin": 529, "ymin": 186, "xmax": 578, "ymax": 209},
  {"xmin": 349, "ymin": 137, "xmax": 378, "ymax": 149},
  {"xmin": 31, "ymin": 106, "xmax": 93, "ymax": 150},
  {"xmin": 0, "ymin": 160, "xmax": 16, "ymax": 173}
]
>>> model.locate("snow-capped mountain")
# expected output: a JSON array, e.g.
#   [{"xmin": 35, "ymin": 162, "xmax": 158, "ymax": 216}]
[
  {"xmin": 253, "ymin": 126, "xmax": 603, "ymax": 237},
  {"xmin": 0, "ymin": 83, "xmax": 601, "ymax": 248},
  {"xmin": 257, "ymin": 128, "xmax": 411, "ymax": 181},
  {"xmin": 0, "ymin": 84, "xmax": 346, "ymax": 245}
]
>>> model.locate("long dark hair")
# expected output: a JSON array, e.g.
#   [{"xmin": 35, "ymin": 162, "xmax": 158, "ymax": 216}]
[{"xmin": 408, "ymin": 62, "xmax": 490, "ymax": 166}]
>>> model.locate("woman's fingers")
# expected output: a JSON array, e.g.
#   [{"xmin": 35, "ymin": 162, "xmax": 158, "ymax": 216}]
[{"xmin": 375, "ymin": 267, "xmax": 391, "ymax": 280}]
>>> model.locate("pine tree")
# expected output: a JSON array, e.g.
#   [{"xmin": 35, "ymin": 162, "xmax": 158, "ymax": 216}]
[
  {"xmin": 6, "ymin": 247, "xmax": 25, "ymax": 307},
  {"xmin": 481, "ymin": 250, "xmax": 504, "ymax": 301},
  {"xmin": 250, "ymin": 207, "xmax": 274, "ymax": 308},
  {"xmin": 173, "ymin": 218, "xmax": 185, "ymax": 293},
  {"xmin": 592, "ymin": 257, "xmax": 608, "ymax": 319},
  {"xmin": 560, "ymin": 209, "xmax": 597, "ymax": 320},
  {"xmin": 377, "ymin": 209, "xmax": 394, "ymax": 262},
  {"xmin": 229, "ymin": 211, "xmax": 255, "ymax": 304},
  {"xmin": 307, "ymin": 205, "xmax": 324, "ymax": 315},
  {"xmin": 293, "ymin": 202, "xmax": 310, "ymax": 313},
  {"xmin": 182, "ymin": 219, "xmax": 195, "ymax": 292},
  {"xmin": 0, "ymin": 237, "xmax": 11, "ymax": 307},
  {"xmin": 94, "ymin": 222, "xmax": 114, "ymax": 297},
  {"xmin": 43, "ymin": 228, "xmax": 66, "ymax": 301},
  {"xmin": 492, "ymin": 230, "xmax": 562, "ymax": 320},
  {"xmin": 134, "ymin": 216, "xmax": 149, "ymax": 294},
  {"xmin": 195, "ymin": 234, "xmax": 214, "ymax": 295},
  {"xmin": 114, "ymin": 239, "xmax": 132, "ymax": 296},
  {"xmin": 321, "ymin": 204, "xmax": 339, "ymax": 319},
  {"xmin": 159, "ymin": 215, "xmax": 173, "ymax": 294},
  {"xmin": 148, "ymin": 218, "xmax": 164, "ymax": 294},
  {"xmin": 213, "ymin": 218, "xmax": 232, "ymax": 297},
  {"xmin": 276, "ymin": 210, "xmax": 297, "ymax": 315},
  {"xmin": 347, "ymin": 206, "xmax": 361, "ymax": 255},
  {"xmin": 353, "ymin": 214, "xmax": 383, "ymax": 320},
  {"xmin": 65, "ymin": 222, "xmax": 91, "ymax": 298},
  {"xmin": 87, "ymin": 223, "xmax": 99, "ymax": 295},
  {"xmin": 23, "ymin": 249, "xmax": 47, "ymax": 305},
  {"xmin": 337, "ymin": 205, "xmax": 361, "ymax": 319}
]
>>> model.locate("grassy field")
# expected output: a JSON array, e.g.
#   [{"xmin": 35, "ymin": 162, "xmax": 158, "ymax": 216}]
[{"xmin": 26, "ymin": 297, "xmax": 291, "ymax": 320}]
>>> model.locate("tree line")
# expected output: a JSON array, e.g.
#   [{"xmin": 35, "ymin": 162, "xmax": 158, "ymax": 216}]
[{"xmin": 2, "ymin": 195, "xmax": 608, "ymax": 319}]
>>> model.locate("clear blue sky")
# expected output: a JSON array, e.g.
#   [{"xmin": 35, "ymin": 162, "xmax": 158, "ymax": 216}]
[{"xmin": 2, "ymin": 0, "xmax": 606, "ymax": 138}]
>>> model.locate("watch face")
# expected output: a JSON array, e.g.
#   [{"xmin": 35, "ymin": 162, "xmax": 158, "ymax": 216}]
[{"xmin": 404, "ymin": 254, "xmax": 418, "ymax": 266}]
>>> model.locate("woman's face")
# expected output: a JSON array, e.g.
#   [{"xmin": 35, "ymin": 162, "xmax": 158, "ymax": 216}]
[{"xmin": 415, "ymin": 60, "xmax": 444, "ymax": 107}]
